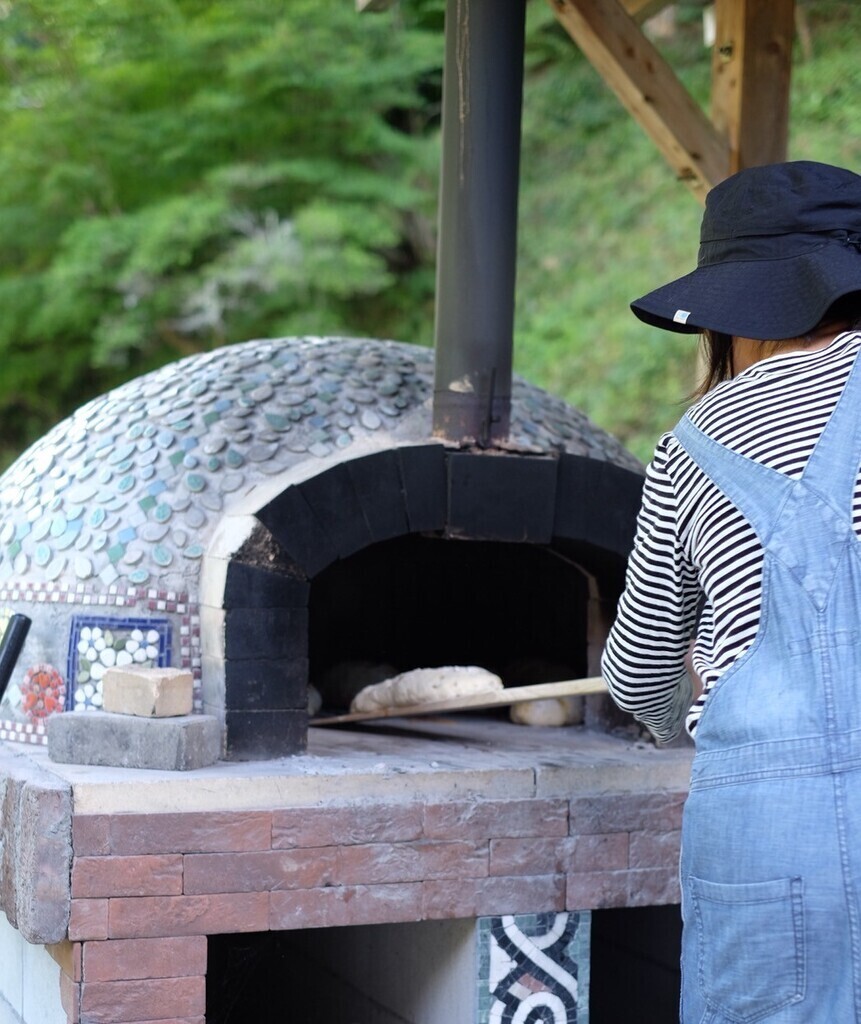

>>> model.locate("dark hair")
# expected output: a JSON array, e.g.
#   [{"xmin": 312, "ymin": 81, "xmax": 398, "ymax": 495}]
[
  {"xmin": 695, "ymin": 331, "xmax": 733, "ymax": 397},
  {"xmin": 694, "ymin": 292, "xmax": 861, "ymax": 398}
]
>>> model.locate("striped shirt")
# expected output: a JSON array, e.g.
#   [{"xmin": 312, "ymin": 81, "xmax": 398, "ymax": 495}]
[{"xmin": 601, "ymin": 329, "xmax": 861, "ymax": 744}]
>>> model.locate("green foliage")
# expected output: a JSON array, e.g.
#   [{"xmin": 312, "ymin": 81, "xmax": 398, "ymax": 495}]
[
  {"xmin": 0, "ymin": 0, "xmax": 860, "ymax": 467},
  {"xmin": 0, "ymin": 0, "xmax": 442, "ymax": 463}
]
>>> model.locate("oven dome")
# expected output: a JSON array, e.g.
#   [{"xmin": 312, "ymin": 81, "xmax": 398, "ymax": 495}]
[{"xmin": 0, "ymin": 336, "xmax": 641, "ymax": 596}]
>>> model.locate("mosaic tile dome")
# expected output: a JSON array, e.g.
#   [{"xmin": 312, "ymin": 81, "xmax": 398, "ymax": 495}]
[{"xmin": 0, "ymin": 336, "xmax": 641, "ymax": 596}]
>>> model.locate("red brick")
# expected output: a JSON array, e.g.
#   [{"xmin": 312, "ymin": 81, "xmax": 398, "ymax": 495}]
[
  {"xmin": 105, "ymin": 812, "xmax": 272, "ymax": 855},
  {"xmin": 566, "ymin": 870, "xmax": 629, "ymax": 910},
  {"xmin": 183, "ymin": 848, "xmax": 338, "ymax": 895},
  {"xmin": 569, "ymin": 792, "xmax": 686, "ymax": 835},
  {"xmin": 108, "ymin": 893, "xmax": 268, "ymax": 939},
  {"xmin": 107, "ymin": 1019, "xmax": 204, "ymax": 1024},
  {"xmin": 270, "ymin": 883, "xmax": 423, "ymax": 930},
  {"xmin": 73, "ymin": 816, "xmax": 111, "ymax": 857},
  {"xmin": 109, "ymin": 1020, "xmax": 204, "ymax": 1024},
  {"xmin": 272, "ymin": 803, "xmax": 423, "ymax": 849},
  {"xmin": 60, "ymin": 970, "xmax": 80, "ymax": 1023},
  {"xmin": 489, "ymin": 837, "xmax": 564, "ymax": 876},
  {"xmin": 627, "ymin": 868, "xmax": 681, "ymax": 907},
  {"xmin": 422, "ymin": 874, "xmax": 565, "ymax": 919},
  {"xmin": 628, "ymin": 830, "xmax": 682, "ymax": 870},
  {"xmin": 336, "ymin": 840, "xmax": 487, "ymax": 885},
  {"xmin": 72, "ymin": 855, "xmax": 183, "ymax": 898},
  {"xmin": 489, "ymin": 833, "xmax": 628, "ymax": 876},
  {"xmin": 83, "ymin": 937, "xmax": 207, "ymax": 983},
  {"xmin": 423, "ymin": 800, "xmax": 568, "ymax": 840},
  {"xmin": 47, "ymin": 940, "xmax": 82, "ymax": 981},
  {"xmin": 80, "ymin": 976, "xmax": 204, "ymax": 1023},
  {"xmin": 69, "ymin": 900, "xmax": 109, "ymax": 941},
  {"xmin": 569, "ymin": 833, "xmax": 630, "ymax": 872}
]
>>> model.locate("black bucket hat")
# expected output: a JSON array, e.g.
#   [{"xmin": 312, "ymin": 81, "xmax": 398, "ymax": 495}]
[{"xmin": 631, "ymin": 161, "xmax": 861, "ymax": 340}]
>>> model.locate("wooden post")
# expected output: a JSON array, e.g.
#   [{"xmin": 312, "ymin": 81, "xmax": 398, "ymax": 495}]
[
  {"xmin": 711, "ymin": 0, "xmax": 795, "ymax": 173},
  {"xmin": 621, "ymin": 0, "xmax": 673, "ymax": 24},
  {"xmin": 550, "ymin": 0, "xmax": 728, "ymax": 202}
]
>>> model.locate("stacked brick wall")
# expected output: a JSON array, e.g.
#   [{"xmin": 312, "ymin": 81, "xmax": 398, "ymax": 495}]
[{"xmin": 58, "ymin": 790, "xmax": 685, "ymax": 1023}]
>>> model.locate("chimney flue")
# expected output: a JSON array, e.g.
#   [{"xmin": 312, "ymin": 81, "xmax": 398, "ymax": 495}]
[{"xmin": 432, "ymin": 0, "xmax": 526, "ymax": 447}]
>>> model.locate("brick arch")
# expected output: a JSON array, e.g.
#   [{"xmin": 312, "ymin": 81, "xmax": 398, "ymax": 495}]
[{"xmin": 217, "ymin": 446, "xmax": 643, "ymax": 759}]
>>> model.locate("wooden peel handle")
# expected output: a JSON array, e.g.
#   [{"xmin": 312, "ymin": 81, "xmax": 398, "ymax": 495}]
[{"xmin": 309, "ymin": 676, "xmax": 609, "ymax": 726}]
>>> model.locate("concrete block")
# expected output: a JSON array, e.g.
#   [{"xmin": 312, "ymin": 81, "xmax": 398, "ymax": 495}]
[
  {"xmin": 102, "ymin": 668, "xmax": 193, "ymax": 718},
  {"xmin": 0, "ymin": 748, "xmax": 73, "ymax": 945},
  {"xmin": 47, "ymin": 712, "xmax": 221, "ymax": 771},
  {"xmin": 16, "ymin": 776, "xmax": 73, "ymax": 943}
]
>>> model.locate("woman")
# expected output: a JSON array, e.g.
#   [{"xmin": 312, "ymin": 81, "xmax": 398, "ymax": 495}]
[{"xmin": 601, "ymin": 160, "xmax": 861, "ymax": 1022}]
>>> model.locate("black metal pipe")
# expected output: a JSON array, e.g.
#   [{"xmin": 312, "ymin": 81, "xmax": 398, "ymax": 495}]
[
  {"xmin": 432, "ymin": 0, "xmax": 526, "ymax": 446},
  {"xmin": 0, "ymin": 614, "xmax": 30, "ymax": 701}
]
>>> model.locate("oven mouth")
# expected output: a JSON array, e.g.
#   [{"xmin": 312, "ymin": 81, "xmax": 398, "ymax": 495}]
[{"xmin": 309, "ymin": 534, "xmax": 591, "ymax": 714}]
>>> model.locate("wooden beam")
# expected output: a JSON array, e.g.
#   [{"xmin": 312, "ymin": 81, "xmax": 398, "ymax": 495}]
[
  {"xmin": 356, "ymin": 0, "xmax": 394, "ymax": 11},
  {"xmin": 550, "ymin": 0, "xmax": 729, "ymax": 202},
  {"xmin": 621, "ymin": 0, "xmax": 673, "ymax": 25},
  {"xmin": 711, "ymin": 0, "xmax": 795, "ymax": 173}
]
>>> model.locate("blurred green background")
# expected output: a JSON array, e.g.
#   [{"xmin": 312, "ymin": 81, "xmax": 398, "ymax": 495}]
[{"xmin": 0, "ymin": 0, "xmax": 858, "ymax": 468}]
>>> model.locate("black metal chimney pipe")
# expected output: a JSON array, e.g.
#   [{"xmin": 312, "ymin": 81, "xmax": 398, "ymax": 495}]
[{"xmin": 432, "ymin": 0, "xmax": 526, "ymax": 447}]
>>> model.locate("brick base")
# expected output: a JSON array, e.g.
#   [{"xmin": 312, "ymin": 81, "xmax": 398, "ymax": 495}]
[
  {"xmin": 50, "ymin": 937, "xmax": 207, "ymax": 1024},
  {"xmin": 67, "ymin": 793, "xmax": 683, "ymax": 945}
]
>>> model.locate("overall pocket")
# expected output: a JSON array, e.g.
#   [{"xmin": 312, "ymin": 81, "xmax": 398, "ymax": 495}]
[{"xmin": 689, "ymin": 875, "xmax": 805, "ymax": 1023}]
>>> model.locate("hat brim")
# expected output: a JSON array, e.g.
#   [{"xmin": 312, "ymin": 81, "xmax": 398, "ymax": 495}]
[{"xmin": 631, "ymin": 241, "xmax": 861, "ymax": 339}]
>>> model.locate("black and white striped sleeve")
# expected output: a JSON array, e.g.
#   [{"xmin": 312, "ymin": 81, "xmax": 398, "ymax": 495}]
[{"xmin": 601, "ymin": 436, "xmax": 701, "ymax": 743}]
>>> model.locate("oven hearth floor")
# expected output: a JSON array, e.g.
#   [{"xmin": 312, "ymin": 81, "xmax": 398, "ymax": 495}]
[{"xmin": 18, "ymin": 717, "xmax": 693, "ymax": 815}]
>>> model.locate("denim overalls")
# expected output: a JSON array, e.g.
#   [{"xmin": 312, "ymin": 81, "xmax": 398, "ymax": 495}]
[{"xmin": 673, "ymin": 349, "xmax": 861, "ymax": 1023}]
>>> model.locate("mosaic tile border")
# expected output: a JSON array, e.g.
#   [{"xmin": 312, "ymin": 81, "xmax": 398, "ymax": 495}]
[
  {"xmin": 0, "ymin": 719, "xmax": 47, "ymax": 745},
  {"xmin": 477, "ymin": 911, "xmax": 590, "ymax": 1024},
  {"xmin": 0, "ymin": 584, "xmax": 200, "ymax": 746},
  {"xmin": 0, "ymin": 581, "xmax": 190, "ymax": 611}
]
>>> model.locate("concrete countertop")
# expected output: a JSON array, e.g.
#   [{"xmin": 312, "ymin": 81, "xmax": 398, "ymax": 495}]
[{"xmin": 15, "ymin": 718, "xmax": 693, "ymax": 815}]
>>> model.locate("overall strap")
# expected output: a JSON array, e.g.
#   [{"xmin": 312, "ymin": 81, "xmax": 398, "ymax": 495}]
[
  {"xmin": 674, "ymin": 340, "xmax": 861, "ymax": 541},
  {"xmin": 799, "ymin": 341, "xmax": 861, "ymax": 515},
  {"xmin": 672, "ymin": 416, "xmax": 795, "ymax": 545},
  {"xmin": 673, "ymin": 342, "xmax": 861, "ymax": 608}
]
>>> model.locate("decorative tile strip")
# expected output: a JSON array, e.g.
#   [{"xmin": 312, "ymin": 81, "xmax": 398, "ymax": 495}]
[{"xmin": 477, "ymin": 911, "xmax": 590, "ymax": 1023}]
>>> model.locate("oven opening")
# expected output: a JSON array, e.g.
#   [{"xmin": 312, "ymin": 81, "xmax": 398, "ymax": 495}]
[{"xmin": 308, "ymin": 535, "xmax": 591, "ymax": 713}]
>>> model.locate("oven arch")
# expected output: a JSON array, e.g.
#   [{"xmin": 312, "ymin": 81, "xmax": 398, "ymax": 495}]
[{"xmin": 211, "ymin": 445, "xmax": 644, "ymax": 759}]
